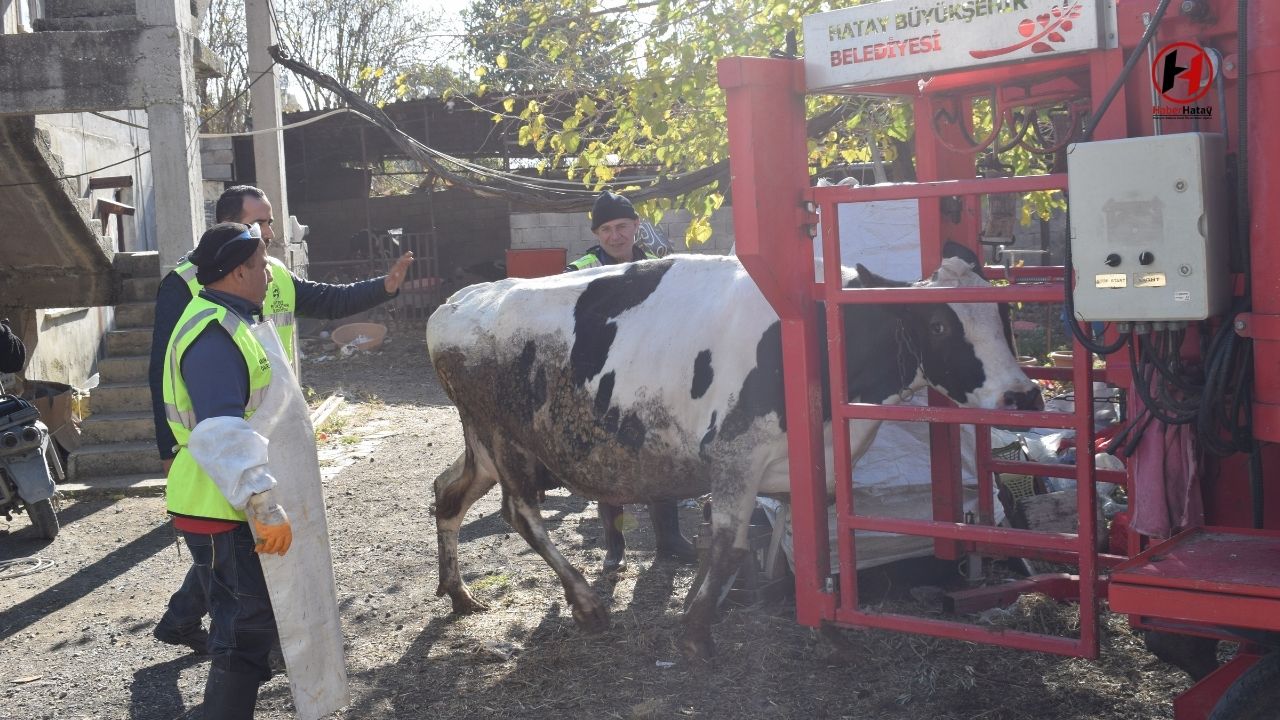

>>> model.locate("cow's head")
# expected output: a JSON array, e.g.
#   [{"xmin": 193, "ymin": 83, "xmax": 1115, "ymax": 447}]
[{"xmin": 853, "ymin": 243, "xmax": 1043, "ymax": 411}]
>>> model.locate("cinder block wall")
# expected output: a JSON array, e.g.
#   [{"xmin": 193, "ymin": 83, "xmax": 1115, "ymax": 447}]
[{"xmin": 510, "ymin": 208, "xmax": 736, "ymax": 259}]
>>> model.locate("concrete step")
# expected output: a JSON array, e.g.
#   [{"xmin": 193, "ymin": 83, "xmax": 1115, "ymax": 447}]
[
  {"xmin": 114, "ymin": 301, "xmax": 155, "ymax": 329},
  {"xmin": 98, "ymin": 354, "xmax": 148, "ymax": 384},
  {"xmin": 112, "ymin": 250, "xmax": 159, "ymax": 279},
  {"xmin": 121, "ymin": 276, "xmax": 160, "ymax": 303},
  {"xmin": 67, "ymin": 441, "xmax": 163, "ymax": 480},
  {"xmin": 33, "ymin": 14, "xmax": 139, "ymax": 31},
  {"xmin": 59, "ymin": 474, "xmax": 165, "ymax": 498},
  {"xmin": 80, "ymin": 410, "xmax": 154, "ymax": 444},
  {"xmin": 105, "ymin": 327, "xmax": 151, "ymax": 356},
  {"xmin": 44, "ymin": 0, "xmax": 136, "ymax": 19},
  {"xmin": 93, "ymin": 381, "xmax": 150, "ymax": 414}
]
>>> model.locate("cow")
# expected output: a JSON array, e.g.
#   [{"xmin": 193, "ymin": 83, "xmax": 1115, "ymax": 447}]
[{"xmin": 425, "ymin": 244, "xmax": 1042, "ymax": 659}]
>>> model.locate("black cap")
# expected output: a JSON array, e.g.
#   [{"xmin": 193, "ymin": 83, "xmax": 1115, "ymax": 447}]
[
  {"xmin": 590, "ymin": 191, "xmax": 639, "ymax": 231},
  {"xmin": 189, "ymin": 222, "xmax": 259, "ymax": 285}
]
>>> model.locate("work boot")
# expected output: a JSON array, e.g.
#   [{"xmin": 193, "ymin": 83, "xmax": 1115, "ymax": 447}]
[
  {"xmin": 201, "ymin": 666, "xmax": 260, "ymax": 720},
  {"xmin": 650, "ymin": 500, "xmax": 698, "ymax": 564},
  {"xmin": 153, "ymin": 622, "xmax": 209, "ymax": 655},
  {"xmin": 599, "ymin": 502, "xmax": 627, "ymax": 573}
]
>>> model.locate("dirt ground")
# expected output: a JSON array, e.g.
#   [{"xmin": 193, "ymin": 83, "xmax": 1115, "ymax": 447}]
[{"xmin": 1, "ymin": 324, "xmax": 1201, "ymax": 719}]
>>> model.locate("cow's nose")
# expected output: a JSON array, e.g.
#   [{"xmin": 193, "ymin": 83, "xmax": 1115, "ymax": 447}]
[{"xmin": 1004, "ymin": 388, "xmax": 1044, "ymax": 411}]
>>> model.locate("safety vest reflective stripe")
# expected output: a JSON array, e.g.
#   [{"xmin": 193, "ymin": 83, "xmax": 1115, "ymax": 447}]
[
  {"xmin": 175, "ymin": 260, "xmax": 201, "ymax": 296},
  {"xmin": 163, "ymin": 297, "xmax": 273, "ymax": 522},
  {"xmin": 163, "ymin": 307, "xmax": 220, "ymax": 431}
]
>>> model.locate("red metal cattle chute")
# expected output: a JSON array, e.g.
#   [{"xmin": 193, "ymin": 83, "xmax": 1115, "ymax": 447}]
[{"xmin": 721, "ymin": 1, "xmax": 1280, "ymax": 717}]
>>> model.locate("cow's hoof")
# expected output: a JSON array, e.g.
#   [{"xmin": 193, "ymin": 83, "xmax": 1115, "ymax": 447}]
[
  {"xmin": 602, "ymin": 555, "xmax": 627, "ymax": 574},
  {"xmin": 440, "ymin": 584, "xmax": 489, "ymax": 614},
  {"xmin": 679, "ymin": 633, "xmax": 716, "ymax": 661},
  {"xmin": 572, "ymin": 602, "xmax": 610, "ymax": 633}
]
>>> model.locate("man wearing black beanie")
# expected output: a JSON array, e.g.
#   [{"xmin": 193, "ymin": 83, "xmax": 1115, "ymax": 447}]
[
  {"xmin": 566, "ymin": 191, "xmax": 655, "ymax": 271},
  {"xmin": 565, "ymin": 191, "xmax": 697, "ymax": 572},
  {"xmin": 149, "ymin": 186, "xmax": 411, "ymax": 660},
  {"xmin": 159, "ymin": 222, "xmax": 292, "ymax": 717}
]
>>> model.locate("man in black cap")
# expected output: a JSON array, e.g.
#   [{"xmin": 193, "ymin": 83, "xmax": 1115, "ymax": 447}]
[
  {"xmin": 566, "ymin": 191, "xmax": 697, "ymax": 572},
  {"xmin": 160, "ymin": 222, "xmax": 296, "ymax": 717},
  {"xmin": 149, "ymin": 185, "xmax": 410, "ymax": 656}
]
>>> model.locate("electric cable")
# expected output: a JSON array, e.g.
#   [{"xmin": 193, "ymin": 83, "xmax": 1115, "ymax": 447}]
[{"xmin": 1080, "ymin": 0, "xmax": 1174, "ymax": 141}]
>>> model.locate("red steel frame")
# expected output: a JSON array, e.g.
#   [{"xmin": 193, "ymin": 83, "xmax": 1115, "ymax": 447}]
[
  {"xmin": 722, "ymin": 1, "xmax": 1280, "ymax": 715},
  {"xmin": 720, "ymin": 50, "xmax": 1127, "ymax": 658}
]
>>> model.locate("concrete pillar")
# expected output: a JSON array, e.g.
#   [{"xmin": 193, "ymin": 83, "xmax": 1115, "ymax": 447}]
[
  {"xmin": 245, "ymin": 0, "xmax": 291, "ymax": 257},
  {"xmin": 138, "ymin": 0, "xmax": 205, "ymax": 273}
]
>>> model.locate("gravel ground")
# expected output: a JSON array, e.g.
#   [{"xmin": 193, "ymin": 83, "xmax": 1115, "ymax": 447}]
[{"xmin": 0, "ymin": 326, "xmax": 1197, "ymax": 719}]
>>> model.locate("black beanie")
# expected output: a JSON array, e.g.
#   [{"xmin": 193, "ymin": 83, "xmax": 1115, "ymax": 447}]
[
  {"xmin": 190, "ymin": 222, "xmax": 259, "ymax": 285},
  {"xmin": 590, "ymin": 191, "xmax": 639, "ymax": 231}
]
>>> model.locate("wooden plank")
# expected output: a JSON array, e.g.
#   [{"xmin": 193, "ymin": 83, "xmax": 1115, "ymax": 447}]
[{"xmin": 310, "ymin": 393, "xmax": 344, "ymax": 429}]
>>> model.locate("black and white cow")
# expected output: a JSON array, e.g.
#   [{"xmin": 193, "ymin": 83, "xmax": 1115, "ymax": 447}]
[{"xmin": 426, "ymin": 245, "xmax": 1041, "ymax": 659}]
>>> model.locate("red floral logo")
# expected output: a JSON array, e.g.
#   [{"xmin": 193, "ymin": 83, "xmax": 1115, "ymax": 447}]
[{"xmin": 971, "ymin": 2, "xmax": 1085, "ymax": 60}]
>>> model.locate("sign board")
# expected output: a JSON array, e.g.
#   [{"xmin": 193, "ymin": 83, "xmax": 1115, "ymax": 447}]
[{"xmin": 803, "ymin": 0, "xmax": 1109, "ymax": 92}]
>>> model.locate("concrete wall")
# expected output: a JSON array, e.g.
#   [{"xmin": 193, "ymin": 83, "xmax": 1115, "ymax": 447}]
[
  {"xmin": 26, "ymin": 307, "xmax": 112, "ymax": 387},
  {"xmin": 38, "ymin": 110, "xmax": 154, "ymax": 253},
  {"xmin": 6, "ymin": 111, "xmax": 161, "ymax": 386},
  {"xmin": 510, "ymin": 207, "xmax": 736, "ymax": 260}
]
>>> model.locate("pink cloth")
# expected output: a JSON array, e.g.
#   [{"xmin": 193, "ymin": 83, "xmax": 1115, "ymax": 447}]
[{"xmin": 1129, "ymin": 421, "xmax": 1203, "ymax": 539}]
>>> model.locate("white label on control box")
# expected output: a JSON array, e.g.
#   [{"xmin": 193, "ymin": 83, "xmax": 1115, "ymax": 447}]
[
  {"xmin": 1134, "ymin": 273, "xmax": 1167, "ymax": 288},
  {"xmin": 1174, "ymin": 291, "xmax": 1192, "ymax": 301},
  {"xmin": 1095, "ymin": 273, "xmax": 1127, "ymax": 288}
]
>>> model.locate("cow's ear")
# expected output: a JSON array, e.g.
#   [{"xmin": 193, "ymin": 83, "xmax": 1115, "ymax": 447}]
[
  {"xmin": 852, "ymin": 264, "xmax": 907, "ymax": 289},
  {"xmin": 942, "ymin": 241, "xmax": 986, "ymax": 279}
]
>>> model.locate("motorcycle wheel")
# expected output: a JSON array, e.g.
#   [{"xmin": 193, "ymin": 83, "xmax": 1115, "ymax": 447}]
[{"xmin": 27, "ymin": 498, "xmax": 59, "ymax": 540}]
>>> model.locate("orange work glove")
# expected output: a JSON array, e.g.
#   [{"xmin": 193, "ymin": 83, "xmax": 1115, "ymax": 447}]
[{"xmin": 246, "ymin": 490, "xmax": 292, "ymax": 556}]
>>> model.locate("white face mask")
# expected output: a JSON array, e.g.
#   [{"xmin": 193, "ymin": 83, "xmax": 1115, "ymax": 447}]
[{"xmin": 248, "ymin": 222, "xmax": 263, "ymax": 240}]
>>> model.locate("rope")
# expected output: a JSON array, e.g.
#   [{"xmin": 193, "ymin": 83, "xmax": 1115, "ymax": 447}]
[{"xmin": 0, "ymin": 556, "xmax": 55, "ymax": 580}]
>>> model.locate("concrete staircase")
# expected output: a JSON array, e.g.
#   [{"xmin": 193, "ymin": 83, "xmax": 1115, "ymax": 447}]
[{"xmin": 63, "ymin": 251, "xmax": 166, "ymax": 495}]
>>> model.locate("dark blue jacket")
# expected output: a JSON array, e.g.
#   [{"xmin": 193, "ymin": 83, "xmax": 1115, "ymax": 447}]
[
  {"xmin": 149, "ymin": 263, "xmax": 394, "ymax": 459},
  {"xmin": 181, "ymin": 289, "xmax": 260, "ymax": 424}
]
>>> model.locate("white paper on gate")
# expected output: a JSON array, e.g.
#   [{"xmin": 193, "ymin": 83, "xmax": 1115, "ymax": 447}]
[{"xmin": 248, "ymin": 321, "xmax": 349, "ymax": 720}]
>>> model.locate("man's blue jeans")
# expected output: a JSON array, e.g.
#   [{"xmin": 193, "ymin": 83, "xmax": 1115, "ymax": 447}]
[
  {"xmin": 175, "ymin": 525, "xmax": 277, "ymax": 680},
  {"xmin": 158, "ymin": 560, "xmax": 208, "ymax": 635}
]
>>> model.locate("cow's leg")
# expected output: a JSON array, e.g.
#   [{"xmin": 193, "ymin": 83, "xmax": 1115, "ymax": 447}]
[
  {"xmin": 680, "ymin": 481, "xmax": 757, "ymax": 660},
  {"xmin": 433, "ymin": 440, "xmax": 498, "ymax": 614},
  {"xmin": 493, "ymin": 439, "xmax": 609, "ymax": 632}
]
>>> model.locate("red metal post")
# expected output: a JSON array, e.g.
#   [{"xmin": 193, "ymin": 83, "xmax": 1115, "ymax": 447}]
[
  {"xmin": 1248, "ymin": 3, "xmax": 1280, "ymax": 445},
  {"xmin": 913, "ymin": 94, "xmax": 967, "ymax": 560},
  {"xmin": 719, "ymin": 56, "xmax": 834, "ymax": 625}
]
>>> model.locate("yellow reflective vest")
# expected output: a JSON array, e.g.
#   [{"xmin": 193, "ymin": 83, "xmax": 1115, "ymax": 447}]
[{"xmin": 162, "ymin": 297, "xmax": 273, "ymax": 521}]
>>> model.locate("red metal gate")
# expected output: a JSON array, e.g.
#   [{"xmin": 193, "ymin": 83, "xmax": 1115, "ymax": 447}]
[{"xmin": 721, "ymin": 53, "xmax": 1134, "ymax": 657}]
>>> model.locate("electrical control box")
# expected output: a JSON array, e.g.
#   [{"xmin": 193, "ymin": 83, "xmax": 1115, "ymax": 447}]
[{"xmin": 1066, "ymin": 133, "xmax": 1230, "ymax": 322}]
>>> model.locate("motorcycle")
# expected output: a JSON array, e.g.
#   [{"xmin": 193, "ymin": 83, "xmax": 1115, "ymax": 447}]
[{"xmin": 0, "ymin": 393, "xmax": 61, "ymax": 539}]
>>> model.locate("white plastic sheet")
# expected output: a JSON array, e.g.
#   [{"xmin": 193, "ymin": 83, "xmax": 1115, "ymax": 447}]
[{"xmin": 249, "ymin": 322, "xmax": 349, "ymax": 720}]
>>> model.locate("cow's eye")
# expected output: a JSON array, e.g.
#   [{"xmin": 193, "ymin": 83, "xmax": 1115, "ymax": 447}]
[{"xmin": 929, "ymin": 321, "xmax": 948, "ymax": 336}]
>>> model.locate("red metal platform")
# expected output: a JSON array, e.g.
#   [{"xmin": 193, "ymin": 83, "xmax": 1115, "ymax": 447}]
[{"xmin": 1109, "ymin": 527, "xmax": 1280, "ymax": 632}]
